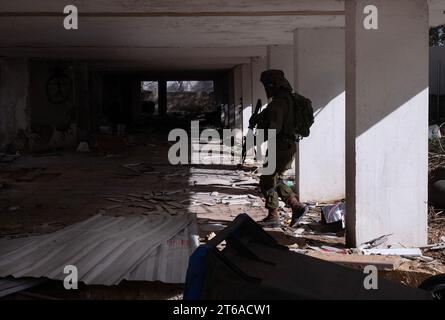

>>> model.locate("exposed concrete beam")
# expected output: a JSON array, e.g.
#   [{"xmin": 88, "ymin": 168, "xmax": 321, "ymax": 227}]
[
  {"xmin": 0, "ymin": 11, "xmax": 345, "ymax": 17},
  {"xmin": 0, "ymin": 47, "xmax": 267, "ymax": 59},
  {"xmin": 0, "ymin": 0, "xmax": 345, "ymax": 13}
]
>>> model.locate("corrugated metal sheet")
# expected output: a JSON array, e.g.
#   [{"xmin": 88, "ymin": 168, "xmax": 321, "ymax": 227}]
[
  {"xmin": 0, "ymin": 213, "xmax": 199, "ymax": 285},
  {"xmin": 0, "ymin": 277, "xmax": 45, "ymax": 298}
]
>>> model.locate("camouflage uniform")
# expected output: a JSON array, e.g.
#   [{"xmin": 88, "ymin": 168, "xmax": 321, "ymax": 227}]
[{"xmin": 255, "ymin": 71, "xmax": 298, "ymax": 210}]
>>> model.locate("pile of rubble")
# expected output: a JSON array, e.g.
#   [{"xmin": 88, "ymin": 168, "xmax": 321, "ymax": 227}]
[
  {"xmin": 0, "ymin": 152, "xmax": 21, "ymax": 164},
  {"xmin": 100, "ymin": 189, "xmax": 264, "ymax": 217}
]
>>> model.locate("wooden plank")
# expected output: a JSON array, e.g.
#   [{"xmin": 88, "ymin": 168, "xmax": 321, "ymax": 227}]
[
  {"xmin": 362, "ymin": 248, "xmax": 422, "ymax": 257},
  {"xmin": 306, "ymin": 252, "xmax": 403, "ymax": 271}
]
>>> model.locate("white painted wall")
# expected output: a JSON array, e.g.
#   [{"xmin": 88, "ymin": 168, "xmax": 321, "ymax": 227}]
[
  {"xmin": 345, "ymin": 0, "xmax": 428, "ymax": 247},
  {"xmin": 241, "ymin": 63, "xmax": 253, "ymax": 136},
  {"xmin": 294, "ymin": 28, "xmax": 345, "ymax": 202},
  {"xmin": 251, "ymin": 56, "xmax": 268, "ymax": 108},
  {"xmin": 0, "ymin": 58, "xmax": 29, "ymax": 149},
  {"xmin": 267, "ymin": 45, "xmax": 295, "ymax": 88},
  {"xmin": 233, "ymin": 65, "xmax": 244, "ymax": 146},
  {"xmin": 250, "ymin": 56, "xmax": 268, "ymax": 163}
]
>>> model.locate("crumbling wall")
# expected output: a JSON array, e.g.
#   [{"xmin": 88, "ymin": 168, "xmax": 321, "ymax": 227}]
[
  {"xmin": 0, "ymin": 59, "xmax": 30, "ymax": 151},
  {"xmin": 27, "ymin": 60, "xmax": 86, "ymax": 152},
  {"xmin": 29, "ymin": 61, "xmax": 76, "ymax": 129}
]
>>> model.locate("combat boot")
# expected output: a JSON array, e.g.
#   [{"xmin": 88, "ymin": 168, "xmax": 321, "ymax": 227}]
[
  {"xmin": 287, "ymin": 196, "xmax": 309, "ymax": 228},
  {"xmin": 259, "ymin": 208, "xmax": 280, "ymax": 228}
]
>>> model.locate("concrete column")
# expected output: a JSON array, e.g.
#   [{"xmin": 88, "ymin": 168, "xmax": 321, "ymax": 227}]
[
  {"xmin": 241, "ymin": 63, "xmax": 252, "ymax": 136},
  {"xmin": 345, "ymin": 0, "xmax": 429, "ymax": 247},
  {"xmin": 227, "ymin": 70, "xmax": 235, "ymax": 128},
  {"xmin": 0, "ymin": 58, "xmax": 30, "ymax": 150},
  {"xmin": 251, "ymin": 56, "xmax": 268, "ymax": 162},
  {"xmin": 267, "ymin": 45, "xmax": 294, "ymax": 88},
  {"xmin": 251, "ymin": 56, "xmax": 268, "ymax": 109},
  {"xmin": 294, "ymin": 28, "xmax": 345, "ymax": 202},
  {"xmin": 213, "ymin": 77, "xmax": 225, "ymax": 127},
  {"xmin": 233, "ymin": 65, "xmax": 243, "ymax": 143},
  {"xmin": 158, "ymin": 80, "xmax": 167, "ymax": 117},
  {"xmin": 233, "ymin": 65, "xmax": 243, "ymax": 129}
]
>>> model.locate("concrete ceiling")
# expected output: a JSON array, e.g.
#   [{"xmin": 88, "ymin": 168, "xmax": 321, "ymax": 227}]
[
  {"xmin": 429, "ymin": 0, "xmax": 445, "ymax": 26},
  {"xmin": 0, "ymin": 0, "xmax": 445, "ymax": 71},
  {"xmin": 0, "ymin": 0, "xmax": 344, "ymax": 48}
]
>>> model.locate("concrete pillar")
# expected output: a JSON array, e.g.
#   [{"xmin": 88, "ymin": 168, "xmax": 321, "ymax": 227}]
[
  {"xmin": 294, "ymin": 28, "xmax": 345, "ymax": 202},
  {"xmin": 227, "ymin": 70, "xmax": 235, "ymax": 128},
  {"xmin": 232, "ymin": 65, "xmax": 243, "ymax": 142},
  {"xmin": 0, "ymin": 59, "xmax": 30, "ymax": 150},
  {"xmin": 213, "ymin": 77, "xmax": 224, "ymax": 127},
  {"xmin": 158, "ymin": 80, "xmax": 167, "ymax": 117},
  {"xmin": 267, "ymin": 45, "xmax": 294, "ymax": 88},
  {"xmin": 251, "ymin": 56, "xmax": 268, "ymax": 162},
  {"xmin": 233, "ymin": 65, "xmax": 243, "ymax": 129},
  {"xmin": 241, "ymin": 63, "xmax": 252, "ymax": 136},
  {"xmin": 345, "ymin": 0, "xmax": 429, "ymax": 247},
  {"xmin": 251, "ymin": 56, "xmax": 268, "ymax": 109}
]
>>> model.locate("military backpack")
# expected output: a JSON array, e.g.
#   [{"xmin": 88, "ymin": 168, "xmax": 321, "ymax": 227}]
[{"xmin": 290, "ymin": 92, "xmax": 314, "ymax": 140}]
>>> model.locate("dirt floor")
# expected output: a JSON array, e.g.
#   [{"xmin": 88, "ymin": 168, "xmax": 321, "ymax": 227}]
[{"xmin": 1, "ymin": 123, "xmax": 445, "ymax": 299}]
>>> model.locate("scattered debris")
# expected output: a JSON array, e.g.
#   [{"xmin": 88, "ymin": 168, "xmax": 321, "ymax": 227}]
[
  {"xmin": 321, "ymin": 202, "xmax": 345, "ymax": 228},
  {"xmin": 429, "ymin": 134, "xmax": 445, "ymax": 175},
  {"xmin": 358, "ymin": 234, "xmax": 392, "ymax": 250},
  {"xmin": 419, "ymin": 255, "xmax": 436, "ymax": 262},
  {"xmin": 122, "ymin": 162, "xmax": 154, "ymax": 175},
  {"xmin": 232, "ymin": 178, "xmax": 258, "ymax": 187},
  {"xmin": 320, "ymin": 246, "xmax": 349, "ymax": 254},
  {"xmin": 306, "ymin": 252, "xmax": 403, "ymax": 271},
  {"xmin": 206, "ymin": 232, "xmax": 216, "ymax": 241},
  {"xmin": 194, "ymin": 179, "xmax": 232, "ymax": 186},
  {"xmin": 362, "ymin": 247, "xmax": 422, "ymax": 257},
  {"xmin": 425, "ymin": 244, "xmax": 445, "ymax": 251},
  {"xmin": 200, "ymin": 223, "xmax": 226, "ymax": 232},
  {"xmin": 293, "ymin": 228, "xmax": 305, "ymax": 235},
  {"xmin": 76, "ymin": 141, "xmax": 90, "ymax": 153},
  {"xmin": 0, "ymin": 153, "xmax": 21, "ymax": 163},
  {"xmin": 429, "ymin": 124, "xmax": 442, "ymax": 140}
]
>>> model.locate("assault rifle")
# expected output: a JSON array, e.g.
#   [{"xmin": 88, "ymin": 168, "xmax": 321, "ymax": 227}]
[{"xmin": 241, "ymin": 98, "xmax": 263, "ymax": 165}]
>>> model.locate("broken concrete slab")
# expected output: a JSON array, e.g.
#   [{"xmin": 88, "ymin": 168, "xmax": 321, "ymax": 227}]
[
  {"xmin": 306, "ymin": 252, "xmax": 403, "ymax": 271},
  {"xmin": 362, "ymin": 248, "xmax": 422, "ymax": 257}
]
